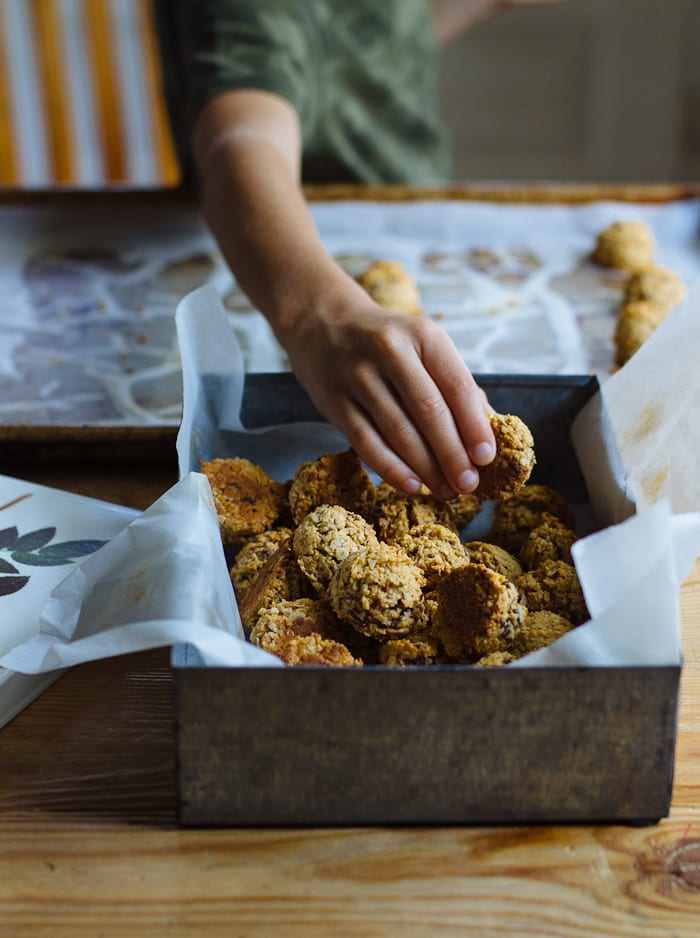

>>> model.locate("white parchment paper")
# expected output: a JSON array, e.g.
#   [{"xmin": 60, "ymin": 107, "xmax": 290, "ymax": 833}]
[
  {"xmin": 3, "ymin": 281, "xmax": 700, "ymax": 674},
  {"xmin": 0, "ymin": 471, "xmax": 280, "ymax": 672}
]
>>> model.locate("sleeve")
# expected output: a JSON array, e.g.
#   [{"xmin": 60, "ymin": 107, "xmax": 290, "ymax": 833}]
[{"xmin": 164, "ymin": 0, "xmax": 318, "ymax": 140}]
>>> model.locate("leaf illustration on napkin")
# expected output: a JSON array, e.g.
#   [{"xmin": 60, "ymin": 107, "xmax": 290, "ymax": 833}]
[
  {"xmin": 0, "ymin": 554, "xmax": 28, "ymax": 596},
  {"xmin": 0, "ymin": 575, "xmax": 29, "ymax": 597},
  {"xmin": 11, "ymin": 527, "xmax": 56, "ymax": 551},
  {"xmin": 10, "ymin": 538, "xmax": 108, "ymax": 567},
  {"xmin": 0, "ymin": 526, "xmax": 19, "ymax": 550},
  {"xmin": 0, "ymin": 519, "xmax": 108, "ymax": 598}
]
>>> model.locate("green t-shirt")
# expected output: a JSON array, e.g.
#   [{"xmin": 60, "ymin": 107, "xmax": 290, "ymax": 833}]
[{"xmin": 155, "ymin": 0, "xmax": 451, "ymax": 184}]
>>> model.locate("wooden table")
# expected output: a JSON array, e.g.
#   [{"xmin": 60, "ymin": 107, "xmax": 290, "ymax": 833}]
[{"xmin": 0, "ymin": 461, "xmax": 698, "ymax": 938}]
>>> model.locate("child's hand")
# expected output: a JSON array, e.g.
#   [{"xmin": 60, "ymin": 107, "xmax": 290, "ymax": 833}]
[{"xmin": 279, "ymin": 289, "xmax": 496, "ymax": 500}]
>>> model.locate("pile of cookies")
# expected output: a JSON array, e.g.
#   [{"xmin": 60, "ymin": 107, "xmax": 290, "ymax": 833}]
[
  {"xmin": 593, "ymin": 219, "xmax": 687, "ymax": 366},
  {"xmin": 201, "ymin": 411, "xmax": 588, "ymax": 669}
]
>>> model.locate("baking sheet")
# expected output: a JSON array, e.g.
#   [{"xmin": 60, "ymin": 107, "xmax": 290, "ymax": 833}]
[{"xmin": 1, "ymin": 194, "xmax": 699, "ymax": 429}]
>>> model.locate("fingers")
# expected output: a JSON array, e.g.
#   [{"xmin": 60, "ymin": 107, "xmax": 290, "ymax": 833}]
[
  {"xmin": 339, "ymin": 365, "xmax": 457, "ymax": 497},
  {"xmin": 373, "ymin": 319, "xmax": 496, "ymax": 497},
  {"xmin": 284, "ymin": 306, "xmax": 496, "ymax": 499},
  {"xmin": 298, "ymin": 376, "xmax": 425, "ymax": 494},
  {"xmin": 285, "ymin": 351, "xmax": 425, "ymax": 494},
  {"xmin": 335, "ymin": 408, "xmax": 427, "ymax": 496},
  {"xmin": 422, "ymin": 336, "xmax": 497, "ymax": 469}
]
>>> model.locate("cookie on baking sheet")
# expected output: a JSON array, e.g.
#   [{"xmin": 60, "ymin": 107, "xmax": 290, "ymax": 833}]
[
  {"xmin": 473, "ymin": 412, "xmax": 535, "ymax": 501},
  {"xmin": 613, "ymin": 299, "xmax": 668, "ymax": 366},
  {"xmin": 593, "ymin": 220, "xmax": 655, "ymax": 272},
  {"xmin": 288, "ymin": 448, "xmax": 376, "ymax": 525},
  {"xmin": 434, "ymin": 562, "xmax": 526, "ymax": 662},
  {"xmin": 328, "ymin": 542, "xmax": 426, "ymax": 639},
  {"xmin": 355, "ymin": 259, "xmax": 422, "ymax": 316},
  {"xmin": 515, "ymin": 559, "xmax": 588, "ymax": 626},
  {"xmin": 200, "ymin": 457, "xmax": 288, "ymax": 546},
  {"xmin": 622, "ymin": 266, "xmax": 686, "ymax": 314},
  {"xmin": 490, "ymin": 483, "xmax": 575, "ymax": 555},
  {"xmin": 292, "ymin": 503, "xmax": 379, "ymax": 596}
]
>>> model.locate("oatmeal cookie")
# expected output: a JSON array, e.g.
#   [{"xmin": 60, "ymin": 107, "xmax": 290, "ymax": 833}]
[
  {"xmin": 200, "ymin": 457, "xmax": 288, "ymax": 545},
  {"xmin": 375, "ymin": 488, "xmax": 457, "ymax": 543},
  {"xmin": 613, "ymin": 299, "xmax": 668, "ymax": 366},
  {"xmin": 474, "ymin": 650, "xmax": 516, "ymax": 667},
  {"xmin": 249, "ymin": 598, "xmax": 362, "ymax": 666},
  {"xmin": 238, "ymin": 540, "xmax": 312, "ymax": 632},
  {"xmin": 374, "ymin": 480, "xmax": 398, "ymax": 507},
  {"xmin": 250, "ymin": 596, "xmax": 337, "ymax": 645},
  {"xmin": 422, "ymin": 590, "xmax": 439, "ymax": 635},
  {"xmin": 519, "ymin": 512, "xmax": 577, "ymax": 570},
  {"xmin": 434, "ymin": 563, "xmax": 526, "ymax": 661},
  {"xmin": 513, "ymin": 610, "xmax": 575, "ymax": 655},
  {"xmin": 593, "ymin": 220, "xmax": 655, "ymax": 272},
  {"xmin": 515, "ymin": 559, "xmax": 588, "ymax": 626},
  {"xmin": 490, "ymin": 484, "xmax": 575, "ymax": 555},
  {"xmin": 465, "ymin": 540, "xmax": 522, "ymax": 581},
  {"xmin": 446, "ymin": 492, "xmax": 483, "ymax": 528},
  {"xmin": 329, "ymin": 542, "xmax": 426, "ymax": 639},
  {"xmin": 230, "ymin": 527, "xmax": 293, "ymax": 601},
  {"xmin": 292, "ymin": 504, "xmax": 379, "ymax": 596},
  {"xmin": 473, "ymin": 413, "xmax": 535, "ymax": 501},
  {"xmin": 623, "ymin": 266, "xmax": 686, "ymax": 314},
  {"xmin": 281, "ymin": 633, "xmax": 362, "ymax": 666},
  {"xmin": 399, "ymin": 522, "xmax": 468, "ymax": 588},
  {"xmin": 355, "ymin": 259, "xmax": 422, "ymax": 316},
  {"xmin": 288, "ymin": 449, "xmax": 375, "ymax": 525},
  {"xmin": 378, "ymin": 634, "xmax": 443, "ymax": 666}
]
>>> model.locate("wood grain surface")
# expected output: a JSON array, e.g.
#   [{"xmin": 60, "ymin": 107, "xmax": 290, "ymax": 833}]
[
  {"xmin": 1, "ymin": 184, "xmax": 699, "ymax": 935},
  {"xmin": 0, "ymin": 467, "xmax": 699, "ymax": 937}
]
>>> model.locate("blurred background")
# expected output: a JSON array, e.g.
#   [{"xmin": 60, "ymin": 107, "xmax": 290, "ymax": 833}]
[
  {"xmin": 0, "ymin": 0, "xmax": 698, "ymax": 189},
  {"xmin": 439, "ymin": 0, "xmax": 700, "ymax": 183}
]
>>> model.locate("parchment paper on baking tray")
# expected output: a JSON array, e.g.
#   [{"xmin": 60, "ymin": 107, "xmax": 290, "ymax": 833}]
[
  {"xmin": 2, "ymin": 196, "xmax": 700, "ymax": 427},
  {"xmin": 3, "ymin": 280, "xmax": 700, "ymax": 676}
]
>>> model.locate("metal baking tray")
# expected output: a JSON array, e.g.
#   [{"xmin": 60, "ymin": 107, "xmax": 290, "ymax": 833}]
[{"xmin": 172, "ymin": 373, "xmax": 680, "ymax": 826}]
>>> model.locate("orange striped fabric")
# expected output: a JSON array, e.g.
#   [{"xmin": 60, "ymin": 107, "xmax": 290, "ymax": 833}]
[{"xmin": 0, "ymin": 0, "xmax": 180, "ymax": 188}]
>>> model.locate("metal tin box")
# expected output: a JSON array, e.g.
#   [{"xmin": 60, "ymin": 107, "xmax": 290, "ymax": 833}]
[{"xmin": 172, "ymin": 374, "xmax": 680, "ymax": 826}]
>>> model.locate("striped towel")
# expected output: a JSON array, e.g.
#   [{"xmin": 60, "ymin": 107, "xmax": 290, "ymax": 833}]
[{"xmin": 0, "ymin": 0, "xmax": 180, "ymax": 188}]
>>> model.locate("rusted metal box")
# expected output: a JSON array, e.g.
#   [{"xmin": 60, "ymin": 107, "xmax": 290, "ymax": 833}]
[{"xmin": 172, "ymin": 374, "xmax": 680, "ymax": 826}]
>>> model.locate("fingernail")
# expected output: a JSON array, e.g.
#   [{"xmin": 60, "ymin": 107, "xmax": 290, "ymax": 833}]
[
  {"xmin": 402, "ymin": 477, "xmax": 423, "ymax": 494},
  {"xmin": 440, "ymin": 483, "xmax": 458, "ymax": 500},
  {"xmin": 472, "ymin": 442, "xmax": 496, "ymax": 464},
  {"xmin": 456, "ymin": 469, "xmax": 479, "ymax": 492}
]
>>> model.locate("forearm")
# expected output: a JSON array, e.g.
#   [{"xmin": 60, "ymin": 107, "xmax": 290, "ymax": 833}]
[
  {"xmin": 193, "ymin": 91, "xmax": 360, "ymax": 344},
  {"xmin": 191, "ymin": 88, "xmax": 495, "ymax": 500}
]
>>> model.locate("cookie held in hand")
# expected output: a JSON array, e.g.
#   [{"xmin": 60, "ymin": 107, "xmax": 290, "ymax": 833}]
[{"xmin": 473, "ymin": 413, "xmax": 536, "ymax": 501}]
